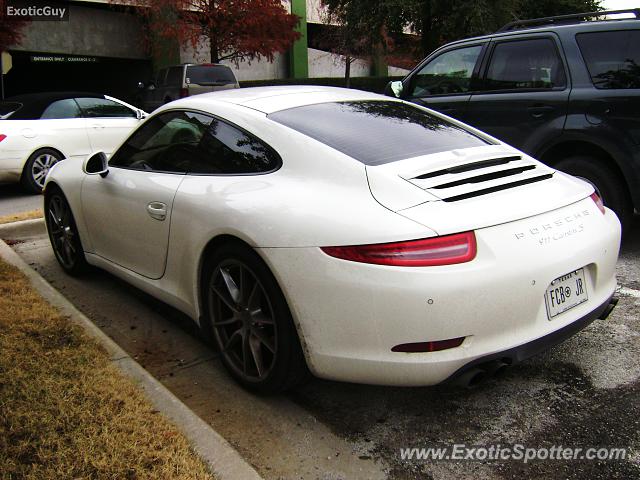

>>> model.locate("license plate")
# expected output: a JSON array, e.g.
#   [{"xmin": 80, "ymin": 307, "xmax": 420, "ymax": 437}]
[{"xmin": 545, "ymin": 269, "xmax": 588, "ymax": 319}]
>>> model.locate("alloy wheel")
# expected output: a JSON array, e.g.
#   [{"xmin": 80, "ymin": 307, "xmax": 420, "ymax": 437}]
[
  {"xmin": 32, "ymin": 153, "xmax": 60, "ymax": 189},
  {"xmin": 208, "ymin": 260, "xmax": 278, "ymax": 382},
  {"xmin": 47, "ymin": 194, "xmax": 78, "ymax": 270}
]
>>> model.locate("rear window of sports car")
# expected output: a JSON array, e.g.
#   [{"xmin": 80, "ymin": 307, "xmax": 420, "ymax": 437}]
[{"xmin": 268, "ymin": 100, "xmax": 491, "ymax": 165}]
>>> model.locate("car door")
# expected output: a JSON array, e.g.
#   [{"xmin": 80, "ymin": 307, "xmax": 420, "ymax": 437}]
[
  {"xmin": 402, "ymin": 43, "xmax": 487, "ymax": 121},
  {"xmin": 76, "ymin": 97, "xmax": 141, "ymax": 156},
  {"xmin": 574, "ymin": 28, "xmax": 640, "ymax": 146},
  {"xmin": 465, "ymin": 35, "xmax": 570, "ymax": 153},
  {"xmin": 80, "ymin": 111, "xmax": 202, "ymax": 279},
  {"xmin": 37, "ymin": 98, "xmax": 92, "ymax": 157}
]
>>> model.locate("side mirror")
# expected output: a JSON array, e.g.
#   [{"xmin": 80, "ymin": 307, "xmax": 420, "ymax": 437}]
[
  {"xmin": 385, "ymin": 80, "xmax": 404, "ymax": 98},
  {"xmin": 83, "ymin": 152, "xmax": 109, "ymax": 178},
  {"xmin": 136, "ymin": 109, "xmax": 147, "ymax": 120}
]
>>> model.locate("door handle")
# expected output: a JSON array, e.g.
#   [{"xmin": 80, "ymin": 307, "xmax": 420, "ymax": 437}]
[
  {"xmin": 91, "ymin": 124, "xmax": 105, "ymax": 129},
  {"xmin": 527, "ymin": 105, "xmax": 555, "ymax": 118},
  {"xmin": 147, "ymin": 201, "xmax": 167, "ymax": 221}
]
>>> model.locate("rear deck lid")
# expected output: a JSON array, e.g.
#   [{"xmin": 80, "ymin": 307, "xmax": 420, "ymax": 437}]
[{"xmin": 367, "ymin": 145, "xmax": 592, "ymax": 235}]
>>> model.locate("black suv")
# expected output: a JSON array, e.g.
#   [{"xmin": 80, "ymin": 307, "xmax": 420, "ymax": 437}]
[{"xmin": 386, "ymin": 10, "xmax": 640, "ymax": 231}]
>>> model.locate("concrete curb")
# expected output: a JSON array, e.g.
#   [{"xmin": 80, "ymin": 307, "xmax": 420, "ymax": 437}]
[
  {"xmin": 0, "ymin": 222, "xmax": 263, "ymax": 480},
  {"xmin": 0, "ymin": 217, "xmax": 46, "ymax": 237}
]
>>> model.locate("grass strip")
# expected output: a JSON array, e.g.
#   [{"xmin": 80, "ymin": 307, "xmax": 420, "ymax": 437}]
[
  {"xmin": 0, "ymin": 209, "xmax": 44, "ymax": 225},
  {"xmin": 0, "ymin": 258, "xmax": 214, "ymax": 479}
]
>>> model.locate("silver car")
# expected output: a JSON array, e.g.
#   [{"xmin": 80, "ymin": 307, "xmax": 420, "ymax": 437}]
[{"xmin": 138, "ymin": 63, "xmax": 239, "ymax": 111}]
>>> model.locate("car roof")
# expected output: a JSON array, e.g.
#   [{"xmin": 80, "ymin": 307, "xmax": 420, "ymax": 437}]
[
  {"xmin": 170, "ymin": 86, "xmax": 391, "ymax": 114},
  {"xmin": 437, "ymin": 18, "xmax": 640, "ymax": 47},
  {"xmin": 3, "ymin": 91, "xmax": 105, "ymax": 120}
]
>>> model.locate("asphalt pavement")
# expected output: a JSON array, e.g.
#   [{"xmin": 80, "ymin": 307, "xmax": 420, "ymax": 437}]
[
  {"xmin": 0, "ymin": 184, "xmax": 42, "ymax": 216},
  {"xmin": 1, "ymin": 212, "xmax": 639, "ymax": 480}
]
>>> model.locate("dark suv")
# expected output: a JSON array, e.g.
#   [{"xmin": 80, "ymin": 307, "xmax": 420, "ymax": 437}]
[{"xmin": 386, "ymin": 10, "xmax": 640, "ymax": 231}]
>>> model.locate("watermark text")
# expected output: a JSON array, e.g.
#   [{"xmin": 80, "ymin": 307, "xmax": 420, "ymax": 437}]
[{"xmin": 400, "ymin": 444, "xmax": 628, "ymax": 463}]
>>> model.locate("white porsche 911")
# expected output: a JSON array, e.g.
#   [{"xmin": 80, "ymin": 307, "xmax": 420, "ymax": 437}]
[
  {"xmin": 43, "ymin": 86, "xmax": 620, "ymax": 392},
  {"xmin": 0, "ymin": 92, "xmax": 146, "ymax": 193}
]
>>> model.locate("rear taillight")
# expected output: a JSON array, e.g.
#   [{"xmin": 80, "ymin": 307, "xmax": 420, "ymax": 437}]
[
  {"xmin": 179, "ymin": 87, "xmax": 189, "ymax": 98},
  {"xmin": 0, "ymin": 134, "xmax": 6, "ymax": 142},
  {"xmin": 590, "ymin": 191, "xmax": 605, "ymax": 215},
  {"xmin": 321, "ymin": 231, "xmax": 477, "ymax": 267}
]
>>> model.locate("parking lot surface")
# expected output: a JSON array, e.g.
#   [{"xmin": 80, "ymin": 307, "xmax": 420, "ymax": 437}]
[
  {"xmin": 0, "ymin": 185, "xmax": 42, "ymax": 216},
  {"xmin": 2, "ymin": 217, "xmax": 639, "ymax": 480}
]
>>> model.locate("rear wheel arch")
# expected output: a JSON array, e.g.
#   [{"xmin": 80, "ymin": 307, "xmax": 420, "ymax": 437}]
[
  {"xmin": 538, "ymin": 140, "xmax": 631, "ymax": 193},
  {"xmin": 198, "ymin": 235, "xmax": 252, "ymax": 305},
  {"xmin": 539, "ymin": 140, "xmax": 634, "ymax": 230},
  {"xmin": 21, "ymin": 147, "xmax": 66, "ymax": 193},
  {"xmin": 31, "ymin": 146, "xmax": 66, "ymax": 158},
  {"xmin": 197, "ymin": 235, "xmax": 309, "ymax": 392},
  {"xmin": 197, "ymin": 235, "xmax": 298, "ymax": 340}
]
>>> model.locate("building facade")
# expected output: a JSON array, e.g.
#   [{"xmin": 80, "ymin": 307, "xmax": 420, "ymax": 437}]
[{"xmin": 3, "ymin": 0, "xmax": 406, "ymax": 100}]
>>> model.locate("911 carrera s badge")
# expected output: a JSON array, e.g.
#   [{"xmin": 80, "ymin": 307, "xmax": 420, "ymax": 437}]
[{"xmin": 545, "ymin": 269, "xmax": 588, "ymax": 319}]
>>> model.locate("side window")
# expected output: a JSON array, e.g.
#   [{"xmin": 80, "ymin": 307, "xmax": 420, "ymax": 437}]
[
  {"xmin": 166, "ymin": 67, "xmax": 184, "ymax": 87},
  {"xmin": 189, "ymin": 118, "xmax": 280, "ymax": 174},
  {"xmin": 109, "ymin": 110, "xmax": 280, "ymax": 174},
  {"xmin": 76, "ymin": 97, "xmax": 136, "ymax": 118},
  {"xmin": 576, "ymin": 30, "xmax": 640, "ymax": 89},
  {"xmin": 40, "ymin": 99, "xmax": 82, "ymax": 119},
  {"xmin": 484, "ymin": 38, "xmax": 566, "ymax": 91},
  {"xmin": 409, "ymin": 45, "xmax": 483, "ymax": 97},
  {"xmin": 109, "ymin": 111, "xmax": 206, "ymax": 173}
]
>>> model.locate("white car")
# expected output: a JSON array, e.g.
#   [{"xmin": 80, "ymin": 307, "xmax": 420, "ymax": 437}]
[
  {"xmin": 0, "ymin": 92, "xmax": 147, "ymax": 193},
  {"xmin": 43, "ymin": 86, "xmax": 621, "ymax": 392}
]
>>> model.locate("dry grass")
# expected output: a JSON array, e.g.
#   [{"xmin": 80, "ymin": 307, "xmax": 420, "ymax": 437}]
[
  {"xmin": 0, "ymin": 209, "xmax": 43, "ymax": 225},
  {"xmin": 0, "ymin": 258, "xmax": 214, "ymax": 479}
]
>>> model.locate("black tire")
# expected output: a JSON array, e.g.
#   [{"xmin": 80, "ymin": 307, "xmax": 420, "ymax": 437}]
[
  {"xmin": 21, "ymin": 148, "xmax": 63, "ymax": 194},
  {"xmin": 44, "ymin": 188, "xmax": 89, "ymax": 276},
  {"xmin": 202, "ymin": 243, "xmax": 309, "ymax": 393},
  {"xmin": 554, "ymin": 155, "xmax": 633, "ymax": 232}
]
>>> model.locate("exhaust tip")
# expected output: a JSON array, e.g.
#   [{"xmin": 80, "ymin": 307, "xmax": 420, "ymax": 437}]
[
  {"xmin": 452, "ymin": 359, "xmax": 512, "ymax": 388},
  {"xmin": 599, "ymin": 297, "xmax": 618, "ymax": 320},
  {"xmin": 484, "ymin": 360, "xmax": 510, "ymax": 378},
  {"xmin": 453, "ymin": 367, "xmax": 487, "ymax": 388}
]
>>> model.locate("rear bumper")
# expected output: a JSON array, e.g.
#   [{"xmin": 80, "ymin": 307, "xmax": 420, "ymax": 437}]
[
  {"xmin": 259, "ymin": 197, "xmax": 621, "ymax": 386},
  {"xmin": 443, "ymin": 295, "xmax": 618, "ymax": 384},
  {"xmin": 0, "ymin": 154, "xmax": 27, "ymax": 183},
  {"xmin": 0, "ymin": 167, "xmax": 23, "ymax": 183}
]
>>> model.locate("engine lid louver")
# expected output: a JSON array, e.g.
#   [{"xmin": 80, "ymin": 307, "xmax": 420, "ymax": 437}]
[{"xmin": 404, "ymin": 155, "xmax": 554, "ymax": 202}]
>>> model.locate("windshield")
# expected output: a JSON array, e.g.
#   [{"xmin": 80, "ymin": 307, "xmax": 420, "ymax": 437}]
[
  {"xmin": 268, "ymin": 100, "xmax": 492, "ymax": 165},
  {"xmin": 186, "ymin": 65, "xmax": 237, "ymax": 85},
  {"xmin": 0, "ymin": 102, "xmax": 22, "ymax": 119}
]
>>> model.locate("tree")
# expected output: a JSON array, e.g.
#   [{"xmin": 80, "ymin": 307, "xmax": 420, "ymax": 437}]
[
  {"xmin": 517, "ymin": 0, "xmax": 602, "ymax": 21},
  {"xmin": 0, "ymin": 0, "xmax": 30, "ymax": 52},
  {"xmin": 321, "ymin": 0, "xmax": 403, "ymax": 55},
  {"xmin": 323, "ymin": 0, "xmax": 603, "ymax": 61},
  {"xmin": 316, "ymin": 3, "xmax": 393, "ymax": 86},
  {"xmin": 120, "ymin": 0, "xmax": 301, "ymax": 64}
]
